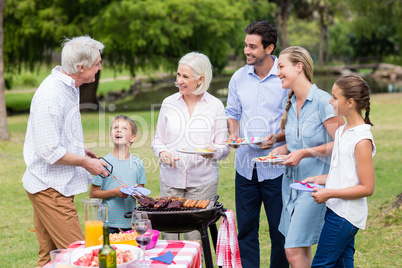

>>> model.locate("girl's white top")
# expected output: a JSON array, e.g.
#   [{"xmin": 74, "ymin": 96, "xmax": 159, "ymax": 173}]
[{"xmin": 326, "ymin": 124, "xmax": 376, "ymax": 229}]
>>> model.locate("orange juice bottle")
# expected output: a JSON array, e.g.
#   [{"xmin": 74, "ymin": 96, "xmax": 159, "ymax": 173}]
[{"xmin": 85, "ymin": 220, "xmax": 104, "ymax": 247}]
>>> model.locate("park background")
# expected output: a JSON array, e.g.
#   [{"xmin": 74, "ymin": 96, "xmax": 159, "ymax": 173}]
[{"xmin": 0, "ymin": 0, "xmax": 401, "ymax": 267}]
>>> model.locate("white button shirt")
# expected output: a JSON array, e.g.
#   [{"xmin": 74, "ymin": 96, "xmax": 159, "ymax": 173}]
[
  {"xmin": 151, "ymin": 92, "xmax": 230, "ymax": 188},
  {"xmin": 22, "ymin": 66, "xmax": 91, "ymax": 196}
]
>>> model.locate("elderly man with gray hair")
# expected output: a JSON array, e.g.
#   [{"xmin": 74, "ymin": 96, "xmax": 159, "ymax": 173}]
[{"xmin": 22, "ymin": 35, "xmax": 109, "ymax": 267}]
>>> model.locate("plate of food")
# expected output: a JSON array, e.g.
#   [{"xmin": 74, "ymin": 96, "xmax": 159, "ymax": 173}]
[
  {"xmin": 223, "ymin": 137, "xmax": 266, "ymax": 145},
  {"xmin": 290, "ymin": 181, "xmax": 324, "ymax": 192},
  {"xmin": 176, "ymin": 148, "xmax": 215, "ymax": 155},
  {"xmin": 252, "ymin": 155, "xmax": 287, "ymax": 163},
  {"xmin": 71, "ymin": 244, "xmax": 142, "ymax": 267},
  {"xmin": 120, "ymin": 186, "xmax": 151, "ymax": 196}
]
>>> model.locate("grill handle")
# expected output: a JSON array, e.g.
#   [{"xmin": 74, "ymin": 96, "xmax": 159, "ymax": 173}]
[
  {"xmin": 206, "ymin": 195, "xmax": 220, "ymax": 209},
  {"xmin": 218, "ymin": 209, "xmax": 227, "ymax": 217}
]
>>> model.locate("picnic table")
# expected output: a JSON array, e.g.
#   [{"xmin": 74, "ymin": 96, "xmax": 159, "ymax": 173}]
[{"xmin": 44, "ymin": 240, "xmax": 202, "ymax": 268}]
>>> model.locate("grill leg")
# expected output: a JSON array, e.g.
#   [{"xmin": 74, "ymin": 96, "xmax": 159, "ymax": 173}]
[
  {"xmin": 209, "ymin": 223, "xmax": 218, "ymax": 252},
  {"xmin": 200, "ymin": 223, "xmax": 214, "ymax": 268}
]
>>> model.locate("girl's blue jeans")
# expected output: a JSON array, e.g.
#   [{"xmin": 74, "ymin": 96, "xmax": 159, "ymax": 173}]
[{"xmin": 312, "ymin": 208, "xmax": 359, "ymax": 268}]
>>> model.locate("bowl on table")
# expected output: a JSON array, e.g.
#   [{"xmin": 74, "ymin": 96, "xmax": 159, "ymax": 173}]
[
  {"xmin": 145, "ymin": 229, "xmax": 160, "ymax": 250},
  {"xmin": 71, "ymin": 244, "xmax": 142, "ymax": 268},
  {"xmin": 123, "ymin": 229, "xmax": 159, "ymax": 249},
  {"xmin": 99, "ymin": 232, "xmax": 138, "ymax": 246}
]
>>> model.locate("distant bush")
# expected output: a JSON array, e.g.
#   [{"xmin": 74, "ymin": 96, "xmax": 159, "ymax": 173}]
[
  {"xmin": 5, "ymin": 74, "xmax": 13, "ymax": 89},
  {"xmin": 21, "ymin": 75, "xmax": 38, "ymax": 87}
]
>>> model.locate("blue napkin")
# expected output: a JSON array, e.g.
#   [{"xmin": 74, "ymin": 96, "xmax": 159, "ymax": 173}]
[{"xmin": 150, "ymin": 251, "xmax": 174, "ymax": 264}]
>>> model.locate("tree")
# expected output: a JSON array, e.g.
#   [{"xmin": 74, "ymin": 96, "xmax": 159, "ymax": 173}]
[
  {"xmin": 90, "ymin": 0, "xmax": 272, "ymax": 75},
  {"xmin": 0, "ymin": 0, "xmax": 9, "ymax": 140},
  {"xmin": 293, "ymin": 0, "xmax": 342, "ymax": 67},
  {"xmin": 347, "ymin": 0, "xmax": 402, "ymax": 61},
  {"xmin": 1, "ymin": 0, "xmax": 274, "ymax": 137},
  {"xmin": 269, "ymin": 0, "xmax": 292, "ymax": 50}
]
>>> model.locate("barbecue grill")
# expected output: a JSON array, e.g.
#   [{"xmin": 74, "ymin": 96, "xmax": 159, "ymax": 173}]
[{"xmin": 124, "ymin": 196, "xmax": 226, "ymax": 268}]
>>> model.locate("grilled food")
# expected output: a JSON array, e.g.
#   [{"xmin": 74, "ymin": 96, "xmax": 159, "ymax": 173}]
[{"xmin": 138, "ymin": 196, "xmax": 210, "ymax": 209}]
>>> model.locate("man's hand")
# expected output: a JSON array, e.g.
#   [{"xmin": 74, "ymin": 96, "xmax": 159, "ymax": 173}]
[
  {"xmin": 227, "ymin": 134, "xmax": 240, "ymax": 149},
  {"xmin": 85, "ymin": 148, "xmax": 98, "ymax": 159},
  {"xmin": 83, "ymin": 158, "xmax": 109, "ymax": 177}
]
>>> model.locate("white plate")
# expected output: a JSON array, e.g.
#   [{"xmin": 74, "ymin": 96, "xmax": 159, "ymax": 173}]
[
  {"xmin": 176, "ymin": 148, "xmax": 215, "ymax": 155},
  {"xmin": 71, "ymin": 244, "xmax": 142, "ymax": 268},
  {"xmin": 120, "ymin": 186, "xmax": 151, "ymax": 196},
  {"xmin": 289, "ymin": 182, "xmax": 324, "ymax": 192},
  {"xmin": 223, "ymin": 137, "xmax": 266, "ymax": 145},
  {"xmin": 252, "ymin": 155, "xmax": 287, "ymax": 163}
]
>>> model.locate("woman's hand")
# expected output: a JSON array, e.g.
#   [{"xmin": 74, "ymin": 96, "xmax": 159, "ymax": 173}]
[
  {"xmin": 201, "ymin": 144, "xmax": 216, "ymax": 159},
  {"xmin": 311, "ymin": 188, "xmax": 331, "ymax": 204},
  {"xmin": 159, "ymin": 151, "xmax": 180, "ymax": 168},
  {"xmin": 259, "ymin": 134, "xmax": 276, "ymax": 150},
  {"xmin": 302, "ymin": 174, "xmax": 327, "ymax": 185},
  {"xmin": 282, "ymin": 149, "xmax": 306, "ymax": 166}
]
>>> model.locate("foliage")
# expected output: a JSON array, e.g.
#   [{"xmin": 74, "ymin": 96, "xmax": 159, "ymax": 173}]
[
  {"xmin": 328, "ymin": 18, "xmax": 354, "ymax": 62},
  {"xmin": 4, "ymin": 0, "xmax": 112, "ymax": 72},
  {"xmin": 4, "ymin": 0, "xmax": 272, "ymax": 76},
  {"xmin": 90, "ymin": 0, "xmax": 272, "ymax": 75},
  {"xmin": 347, "ymin": 0, "xmax": 402, "ymax": 60},
  {"xmin": 287, "ymin": 16, "xmax": 320, "ymax": 58}
]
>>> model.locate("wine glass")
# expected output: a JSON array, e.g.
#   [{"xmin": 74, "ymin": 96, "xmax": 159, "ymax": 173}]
[
  {"xmin": 134, "ymin": 219, "xmax": 152, "ymax": 268},
  {"xmin": 131, "ymin": 210, "xmax": 148, "ymax": 231}
]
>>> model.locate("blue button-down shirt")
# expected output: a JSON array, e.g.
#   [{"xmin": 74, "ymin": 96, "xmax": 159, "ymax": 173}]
[
  {"xmin": 279, "ymin": 84, "xmax": 336, "ymax": 245},
  {"xmin": 225, "ymin": 56, "xmax": 290, "ymax": 181}
]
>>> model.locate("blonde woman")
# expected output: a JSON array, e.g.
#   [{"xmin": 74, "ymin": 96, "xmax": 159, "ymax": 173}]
[{"xmin": 270, "ymin": 46, "xmax": 344, "ymax": 268}]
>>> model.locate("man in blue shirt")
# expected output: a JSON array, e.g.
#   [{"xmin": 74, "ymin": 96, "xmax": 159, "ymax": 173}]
[{"xmin": 225, "ymin": 21, "xmax": 290, "ymax": 267}]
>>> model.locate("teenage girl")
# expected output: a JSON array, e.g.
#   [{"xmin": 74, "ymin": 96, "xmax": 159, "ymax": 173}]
[{"xmin": 303, "ymin": 75, "xmax": 376, "ymax": 267}]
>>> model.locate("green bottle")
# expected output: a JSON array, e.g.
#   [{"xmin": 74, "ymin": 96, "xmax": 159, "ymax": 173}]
[{"xmin": 98, "ymin": 225, "xmax": 117, "ymax": 268}]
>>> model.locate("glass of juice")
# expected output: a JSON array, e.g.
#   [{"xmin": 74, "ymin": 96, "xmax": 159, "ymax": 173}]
[
  {"xmin": 85, "ymin": 220, "xmax": 104, "ymax": 247},
  {"xmin": 83, "ymin": 199, "xmax": 108, "ymax": 247}
]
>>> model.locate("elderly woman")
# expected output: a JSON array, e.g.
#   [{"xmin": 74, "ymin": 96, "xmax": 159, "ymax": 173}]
[{"xmin": 151, "ymin": 52, "xmax": 230, "ymax": 240}]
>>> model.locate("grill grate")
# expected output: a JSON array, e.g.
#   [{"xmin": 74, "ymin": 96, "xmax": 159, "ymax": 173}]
[
  {"xmin": 135, "ymin": 202, "xmax": 222, "ymax": 213},
  {"xmin": 136, "ymin": 206, "xmax": 204, "ymax": 213}
]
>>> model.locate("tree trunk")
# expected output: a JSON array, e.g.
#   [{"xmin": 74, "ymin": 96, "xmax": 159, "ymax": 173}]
[
  {"xmin": 274, "ymin": 0, "xmax": 291, "ymax": 50},
  {"xmin": 318, "ymin": 12, "xmax": 324, "ymax": 68},
  {"xmin": 79, "ymin": 70, "xmax": 100, "ymax": 112},
  {"xmin": 281, "ymin": 0, "xmax": 290, "ymax": 49},
  {"xmin": 0, "ymin": 0, "xmax": 9, "ymax": 140},
  {"xmin": 325, "ymin": 24, "xmax": 330, "ymax": 66}
]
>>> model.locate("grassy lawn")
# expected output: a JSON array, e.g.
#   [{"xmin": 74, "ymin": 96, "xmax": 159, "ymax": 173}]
[{"xmin": 0, "ymin": 93, "xmax": 401, "ymax": 267}]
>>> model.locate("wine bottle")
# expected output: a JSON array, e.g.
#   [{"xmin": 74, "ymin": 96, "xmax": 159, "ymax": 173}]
[{"xmin": 98, "ymin": 225, "xmax": 117, "ymax": 268}]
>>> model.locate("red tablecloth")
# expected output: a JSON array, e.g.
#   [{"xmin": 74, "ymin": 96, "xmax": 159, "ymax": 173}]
[{"xmin": 44, "ymin": 240, "xmax": 201, "ymax": 268}]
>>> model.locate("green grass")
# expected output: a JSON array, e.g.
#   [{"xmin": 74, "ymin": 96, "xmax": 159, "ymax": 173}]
[{"xmin": 0, "ymin": 94, "xmax": 401, "ymax": 267}]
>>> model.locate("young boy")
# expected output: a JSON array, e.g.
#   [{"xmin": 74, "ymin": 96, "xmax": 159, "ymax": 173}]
[{"xmin": 90, "ymin": 115, "xmax": 146, "ymax": 234}]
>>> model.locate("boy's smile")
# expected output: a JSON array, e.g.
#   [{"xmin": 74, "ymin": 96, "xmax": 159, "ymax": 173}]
[{"xmin": 110, "ymin": 120, "xmax": 136, "ymax": 146}]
